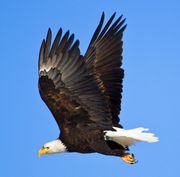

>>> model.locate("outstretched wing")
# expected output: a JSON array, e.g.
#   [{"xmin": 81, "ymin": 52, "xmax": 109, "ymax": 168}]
[
  {"xmin": 84, "ymin": 12, "xmax": 126, "ymax": 126},
  {"xmin": 38, "ymin": 29, "xmax": 112, "ymax": 130}
]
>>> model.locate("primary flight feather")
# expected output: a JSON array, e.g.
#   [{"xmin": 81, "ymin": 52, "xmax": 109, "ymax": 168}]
[{"xmin": 38, "ymin": 12, "xmax": 158, "ymax": 164}]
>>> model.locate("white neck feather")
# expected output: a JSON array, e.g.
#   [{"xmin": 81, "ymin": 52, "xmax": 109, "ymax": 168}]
[{"xmin": 44, "ymin": 139, "xmax": 67, "ymax": 154}]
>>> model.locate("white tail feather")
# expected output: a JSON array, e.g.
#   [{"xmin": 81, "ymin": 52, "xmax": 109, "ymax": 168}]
[{"xmin": 104, "ymin": 127, "xmax": 159, "ymax": 148}]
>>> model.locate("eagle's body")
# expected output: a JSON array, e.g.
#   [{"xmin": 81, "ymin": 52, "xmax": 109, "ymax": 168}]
[{"xmin": 38, "ymin": 13, "xmax": 158, "ymax": 164}]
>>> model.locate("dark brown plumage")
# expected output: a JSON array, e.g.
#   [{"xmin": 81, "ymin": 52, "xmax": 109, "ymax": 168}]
[{"xmin": 38, "ymin": 12, "xmax": 129, "ymax": 158}]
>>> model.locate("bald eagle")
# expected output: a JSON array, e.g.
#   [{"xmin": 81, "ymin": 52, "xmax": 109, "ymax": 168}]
[{"xmin": 38, "ymin": 12, "xmax": 158, "ymax": 164}]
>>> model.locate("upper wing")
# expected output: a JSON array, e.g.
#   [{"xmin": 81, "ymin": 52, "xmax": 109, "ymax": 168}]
[
  {"xmin": 84, "ymin": 12, "xmax": 127, "ymax": 126},
  {"xmin": 38, "ymin": 28, "xmax": 113, "ymax": 129}
]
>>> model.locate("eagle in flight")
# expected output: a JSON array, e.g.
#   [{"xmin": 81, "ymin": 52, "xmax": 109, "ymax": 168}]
[{"xmin": 38, "ymin": 12, "xmax": 158, "ymax": 164}]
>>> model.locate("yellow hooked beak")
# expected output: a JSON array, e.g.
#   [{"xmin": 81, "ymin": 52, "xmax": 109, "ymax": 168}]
[{"xmin": 38, "ymin": 147, "xmax": 49, "ymax": 157}]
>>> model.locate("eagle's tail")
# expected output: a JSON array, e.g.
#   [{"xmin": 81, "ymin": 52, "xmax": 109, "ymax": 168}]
[{"xmin": 104, "ymin": 127, "xmax": 159, "ymax": 148}]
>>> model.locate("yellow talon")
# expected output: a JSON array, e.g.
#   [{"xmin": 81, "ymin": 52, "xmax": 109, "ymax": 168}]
[{"xmin": 121, "ymin": 153, "xmax": 137, "ymax": 164}]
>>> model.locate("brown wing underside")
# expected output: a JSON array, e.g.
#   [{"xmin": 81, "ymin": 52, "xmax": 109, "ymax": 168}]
[
  {"xmin": 38, "ymin": 28, "xmax": 113, "ymax": 130},
  {"xmin": 39, "ymin": 76, "xmax": 91, "ymax": 130},
  {"xmin": 38, "ymin": 13, "xmax": 126, "ymax": 131},
  {"xmin": 85, "ymin": 12, "xmax": 126, "ymax": 126}
]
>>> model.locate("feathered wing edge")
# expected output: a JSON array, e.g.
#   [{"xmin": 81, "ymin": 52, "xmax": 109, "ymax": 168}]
[
  {"xmin": 38, "ymin": 27, "xmax": 114, "ymax": 129},
  {"xmin": 84, "ymin": 12, "xmax": 127, "ymax": 126}
]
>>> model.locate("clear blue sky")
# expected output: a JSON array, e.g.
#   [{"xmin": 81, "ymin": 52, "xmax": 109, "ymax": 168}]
[{"xmin": 1, "ymin": 0, "xmax": 180, "ymax": 177}]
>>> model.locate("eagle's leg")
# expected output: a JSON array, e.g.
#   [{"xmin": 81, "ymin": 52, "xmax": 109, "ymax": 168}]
[{"xmin": 120, "ymin": 152, "xmax": 137, "ymax": 164}]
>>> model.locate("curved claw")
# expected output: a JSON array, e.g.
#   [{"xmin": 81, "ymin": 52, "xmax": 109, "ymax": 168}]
[{"xmin": 121, "ymin": 153, "xmax": 138, "ymax": 164}]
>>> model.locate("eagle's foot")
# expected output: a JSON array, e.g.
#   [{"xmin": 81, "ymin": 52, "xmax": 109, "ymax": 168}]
[{"xmin": 121, "ymin": 153, "xmax": 137, "ymax": 164}]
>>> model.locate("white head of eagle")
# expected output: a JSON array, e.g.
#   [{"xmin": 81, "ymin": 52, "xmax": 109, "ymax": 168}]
[{"xmin": 38, "ymin": 140, "xmax": 67, "ymax": 157}]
